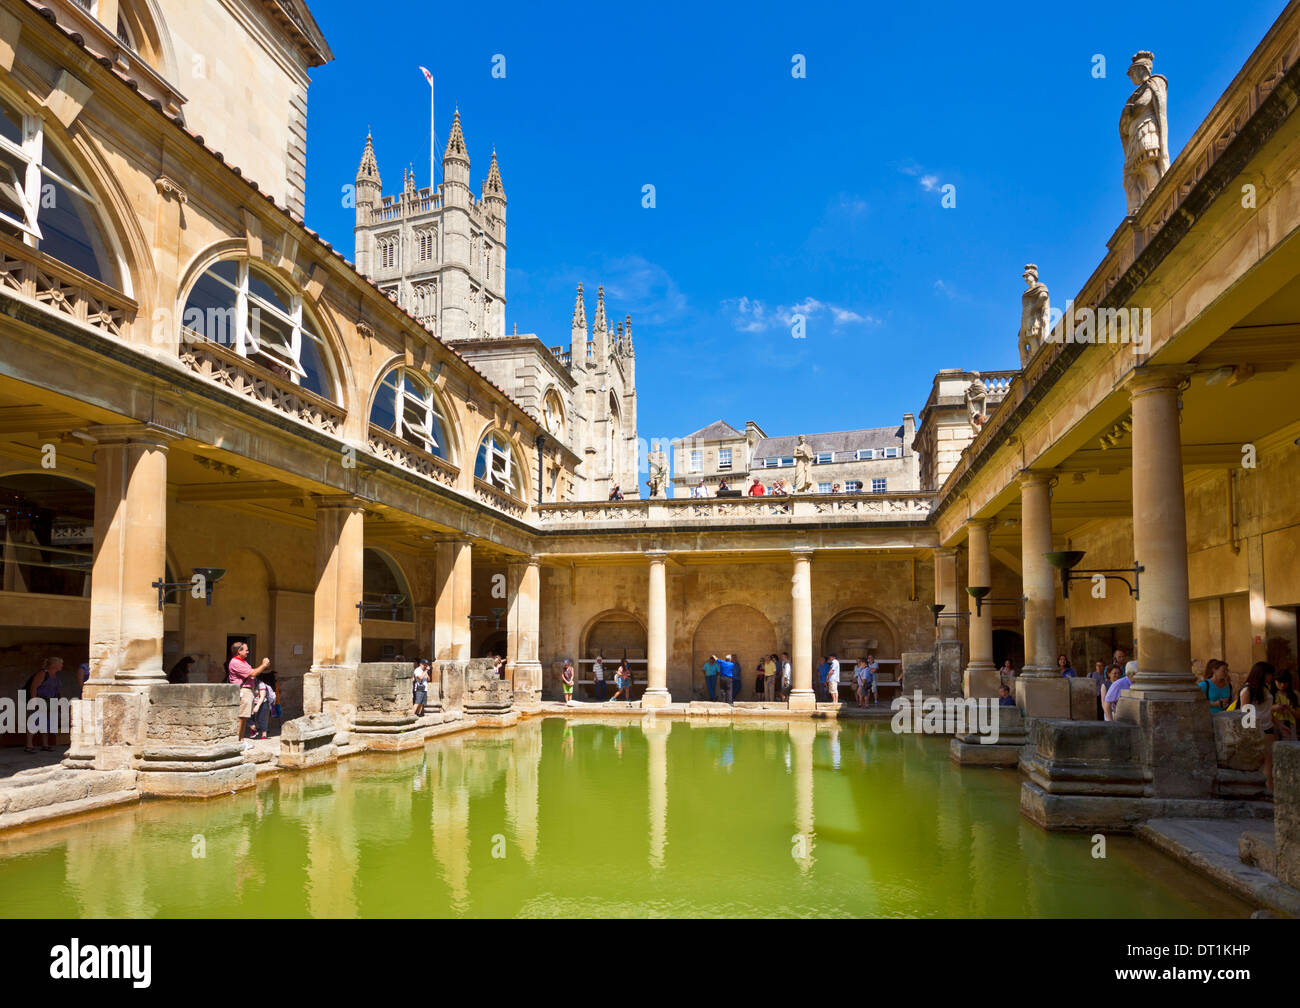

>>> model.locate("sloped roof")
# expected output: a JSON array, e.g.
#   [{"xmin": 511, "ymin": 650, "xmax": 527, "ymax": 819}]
[
  {"xmin": 680, "ymin": 420, "xmax": 743, "ymax": 442},
  {"xmin": 754, "ymin": 425, "xmax": 903, "ymax": 457}
]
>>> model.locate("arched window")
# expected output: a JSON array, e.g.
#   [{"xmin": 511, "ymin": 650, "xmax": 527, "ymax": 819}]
[
  {"xmin": 181, "ymin": 259, "xmax": 336, "ymax": 399},
  {"xmin": 0, "ymin": 95, "xmax": 119, "ymax": 287},
  {"xmin": 362, "ymin": 549, "xmax": 413, "ymax": 622},
  {"xmin": 413, "ymin": 281, "xmax": 436, "ymax": 323},
  {"xmin": 378, "ymin": 235, "xmax": 397, "ymax": 270},
  {"xmin": 475, "ymin": 430, "xmax": 518, "ymax": 495},
  {"xmin": 608, "ymin": 393, "xmax": 621, "ymax": 476},
  {"xmin": 0, "ymin": 474, "xmax": 94, "ymax": 597},
  {"xmin": 370, "ymin": 365, "xmax": 449, "ymax": 458},
  {"xmin": 416, "ymin": 228, "xmax": 435, "ymax": 262},
  {"xmin": 542, "ymin": 390, "xmax": 565, "ymax": 441}
]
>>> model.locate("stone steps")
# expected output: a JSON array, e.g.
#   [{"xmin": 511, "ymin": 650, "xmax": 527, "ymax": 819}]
[{"xmin": 0, "ymin": 767, "xmax": 138, "ymax": 831}]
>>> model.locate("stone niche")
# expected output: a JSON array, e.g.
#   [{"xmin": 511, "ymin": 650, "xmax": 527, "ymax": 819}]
[
  {"xmin": 134, "ymin": 684, "xmax": 256, "ymax": 798},
  {"xmin": 350, "ymin": 662, "xmax": 425, "ymax": 751},
  {"xmin": 460, "ymin": 658, "xmax": 518, "ymax": 727}
]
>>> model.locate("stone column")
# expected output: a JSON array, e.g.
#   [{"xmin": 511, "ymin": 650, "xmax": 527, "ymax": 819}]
[
  {"xmin": 1019, "ymin": 471, "xmax": 1057, "ymax": 677},
  {"xmin": 507, "ymin": 557, "xmax": 542, "ymax": 705},
  {"xmin": 86, "ymin": 425, "xmax": 174, "ymax": 694},
  {"xmin": 310, "ymin": 496, "xmax": 366, "ymax": 733},
  {"xmin": 1126, "ymin": 370, "xmax": 1198, "ymax": 700},
  {"xmin": 789, "ymin": 549, "xmax": 816, "ymax": 711},
  {"xmin": 935, "ymin": 547, "xmax": 959, "ymax": 642},
  {"xmin": 643, "ymin": 550, "xmax": 671, "ymax": 708},
  {"xmin": 964, "ymin": 519, "xmax": 999, "ymax": 698},
  {"xmin": 434, "ymin": 538, "xmax": 472, "ymax": 661}
]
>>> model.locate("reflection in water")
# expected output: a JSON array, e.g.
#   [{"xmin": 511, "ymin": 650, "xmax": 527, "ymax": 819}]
[{"xmin": 0, "ymin": 717, "xmax": 1253, "ymax": 919}]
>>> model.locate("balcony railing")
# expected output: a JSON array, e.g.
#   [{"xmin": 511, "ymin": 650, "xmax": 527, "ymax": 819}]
[
  {"xmin": 0, "ymin": 232, "xmax": 136, "ymax": 339},
  {"xmin": 536, "ymin": 491, "xmax": 935, "ymax": 528},
  {"xmin": 475, "ymin": 478, "xmax": 527, "ymax": 519},
  {"xmin": 179, "ymin": 334, "xmax": 346, "ymax": 436},
  {"xmin": 367, "ymin": 425, "xmax": 460, "ymax": 488}
]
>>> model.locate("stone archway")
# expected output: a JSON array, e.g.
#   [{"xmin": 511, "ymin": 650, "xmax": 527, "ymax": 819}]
[
  {"xmin": 692, "ymin": 603, "xmax": 777, "ymax": 701},
  {"xmin": 821, "ymin": 607, "xmax": 899, "ymax": 663}
]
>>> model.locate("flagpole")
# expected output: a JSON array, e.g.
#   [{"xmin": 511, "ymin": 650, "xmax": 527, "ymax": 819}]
[{"xmin": 430, "ymin": 75, "xmax": 436, "ymax": 191}]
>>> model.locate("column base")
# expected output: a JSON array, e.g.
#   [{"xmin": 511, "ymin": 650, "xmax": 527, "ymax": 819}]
[
  {"xmin": 787, "ymin": 690, "xmax": 816, "ymax": 712},
  {"xmin": 963, "ymin": 663, "xmax": 999, "ymax": 699},
  {"xmin": 1015, "ymin": 676, "xmax": 1071, "ymax": 718},
  {"xmin": 641, "ymin": 688, "xmax": 672, "ymax": 709}
]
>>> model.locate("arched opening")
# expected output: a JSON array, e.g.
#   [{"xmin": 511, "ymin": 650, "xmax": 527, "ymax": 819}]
[
  {"xmin": 361, "ymin": 548, "xmax": 415, "ymax": 662},
  {"xmin": 691, "ymin": 603, "xmax": 776, "ymax": 701},
  {"xmin": 607, "ymin": 392, "xmax": 621, "ymax": 481},
  {"xmin": 992, "ymin": 629, "xmax": 1024, "ymax": 672},
  {"xmin": 181, "ymin": 258, "xmax": 338, "ymax": 401},
  {"xmin": 542, "ymin": 388, "xmax": 565, "ymax": 442},
  {"xmin": 821, "ymin": 607, "xmax": 899, "ymax": 663},
  {"xmin": 0, "ymin": 93, "xmax": 121, "ymax": 287},
  {"xmin": 580, "ymin": 610, "xmax": 647, "ymax": 701},
  {"xmin": 370, "ymin": 364, "xmax": 453, "ymax": 460},
  {"xmin": 474, "ymin": 429, "xmax": 524, "ymax": 499}
]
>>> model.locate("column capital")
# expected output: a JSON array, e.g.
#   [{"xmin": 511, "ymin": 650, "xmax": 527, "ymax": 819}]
[
  {"xmin": 790, "ymin": 548, "xmax": 815, "ymax": 560},
  {"xmin": 934, "ymin": 545, "xmax": 960, "ymax": 558},
  {"xmin": 645, "ymin": 549, "xmax": 668, "ymax": 562},
  {"xmin": 1123, "ymin": 364, "xmax": 1194, "ymax": 397},
  {"xmin": 1017, "ymin": 468, "xmax": 1057, "ymax": 489},
  {"xmin": 312, "ymin": 493, "xmax": 369, "ymax": 513},
  {"xmin": 965, "ymin": 517, "xmax": 992, "ymax": 532},
  {"xmin": 86, "ymin": 422, "xmax": 182, "ymax": 449},
  {"xmin": 508, "ymin": 554, "xmax": 541, "ymax": 570}
]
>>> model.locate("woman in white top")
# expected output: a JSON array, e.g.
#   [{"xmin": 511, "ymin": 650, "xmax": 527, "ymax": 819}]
[{"xmin": 1241, "ymin": 661, "xmax": 1276, "ymax": 793}]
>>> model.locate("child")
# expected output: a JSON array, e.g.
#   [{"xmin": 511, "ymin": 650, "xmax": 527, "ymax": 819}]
[
  {"xmin": 251, "ymin": 673, "xmax": 277, "ymax": 740},
  {"xmin": 562, "ymin": 659, "xmax": 575, "ymax": 704}
]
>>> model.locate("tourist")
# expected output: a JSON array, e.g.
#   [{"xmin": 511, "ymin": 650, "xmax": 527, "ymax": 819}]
[
  {"xmin": 24, "ymin": 656, "xmax": 63, "ymax": 752},
  {"xmin": 562, "ymin": 658, "xmax": 575, "ymax": 704},
  {"xmin": 827, "ymin": 654, "xmax": 841, "ymax": 703},
  {"xmin": 593, "ymin": 654, "xmax": 606, "ymax": 700},
  {"xmin": 717, "ymin": 480, "xmax": 731, "ymax": 494},
  {"xmin": 817, "ymin": 656, "xmax": 830, "ymax": 701},
  {"xmin": 168, "ymin": 655, "xmax": 195, "ymax": 684},
  {"xmin": 608, "ymin": 484, "xmax": 624, "ymax": 501},
  {"xmin": 413, "ymin": 659, "xmax": 429, "ymax": 717},
  {"xmin": 1198, "ymin": 659, "xmax": 1233, "ymax": 713},
  {"xmin": 865, "ymin": 654, "xmax": 880, "ymax": 704},
  {"xmin": 764, "ymin": 654, "xmax": 778, "ymax": 701},
  {"xmin": 1058, "ymin": 654, "xmax": 1075, "ymax": 678},
  {"xmin": 1273, "ymin": 668, "xmax": 1297, "ymax": 741},
  {"xmin": 998, "ymin": 684, "xmax": 1016, "ymax": 706},
  {"xmin": 1113, "ymin": 646, "xmax": 1128, "ymax": 670},
  {"xmin": 718, "ymin": 653, "xmax": 739, "ymax": 703},
  {"xmin": 251, "ymin": 672, "xmax": 277, "ymax": 740},
  {"xmin": 771, "ymin": 479, "xmax": 789, "ymax": 496},
  {"xmin": 1104, "ymin": 662, "xmax": 1134, "ymax": 721},
  {"xmin": 79, "ymin": 662, "xmax": 90, "ymax": 684},
  {"xmin": 609, "ymin": 660, "xmax": 631, "ymax": 701},
  {"xmin": 1241, "ymin": 661, "xmax": 1276, "ymax": 792},
  {"xmin": 228, "ymin": 641, "xmax": 269, "ymax": 743},
  {"xmin": 748, "ymin": 478, "xmax": 766, "ymax": 497},
  {"xmin": 853, "ymin": 660, "xmax": 869, "ymax": 708},
  {"xmin": 493, "ymin": 654, "xmax": 507, "ymax": 680},
  {"xmin": 999, "ymin": 658, "xmax": 1016, "ymax": 687},
  {"xmin": 780, "ymin": 652, "xmax": 792, "ymax": 700},
  {"xmin": 831, "ymin": 482, "xmax": 841, "ymax": 494},
  {"xmin": 753, "ymin": 657, "xmax": 766, "ymax": 699},
  {"xmin": 1088, "ymin": 660, "xmax": 1108, "ymax": 718},
  {"xmin": 702, "ymin": 654, "xmax": 720, "ymax": 701}
]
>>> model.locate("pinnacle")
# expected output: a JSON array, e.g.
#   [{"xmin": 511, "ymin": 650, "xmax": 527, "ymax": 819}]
[
  {"xmin": 483, "ymin": 148, "xmax": 505, "ymax": 199},
  {"xmin": 444, "ymin": 109, "xmax": 468, "ymax": 163},
  {"xmin": 357, "ymin": 131, "xmax": 380, "ymax": 182},
  {"xmin": 572, "ymin": 283, "xmax": 587, "ymax": 329},
  {"xmin": 593, "ymin": 285, "xmax": 608, "ymax": 331}
]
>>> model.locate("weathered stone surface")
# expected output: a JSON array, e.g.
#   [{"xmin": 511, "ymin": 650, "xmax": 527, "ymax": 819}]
[
  {"xmin": 1017, "ymin": 677, "xmax": 1071, "ymax": 718},
  {"xmin": 1118, "ymin": 697, "xmax": 1217, "ymax": 799},
  {"xmin": 351, "ymin": 662, "xmax": 425, "ymax": 750},
  {"xmin": 280, "ymin": 712, "xmax": 339, "ymax": 769},
  {"xmin": 1214, "ymin": 713, "xmax": 1265, "ymax": 771},
  {"xmin": 1238, "ymin": 829, "xmax": 1276, "ymax": 874},
  {"xmin": 136, "ymin": 762, "xmax": 255, "ymax": 798},
  {"xmin": 1069, "ymin": 677, "xmax": 1099, "ymax": 720},
  {"xmin": 901, "ymin": 652, "xmax": 937, "ymax": 696},
  {"xmin": 1276, "ymin": 741, "xmax": 1300, "ymax": 888},
  {"xmin": 1021, "ymin": 718, "xmax": 1146, "ymax": 796}
]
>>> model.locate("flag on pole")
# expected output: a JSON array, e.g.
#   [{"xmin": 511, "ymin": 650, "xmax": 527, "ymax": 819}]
[{"xmin": 419, "ymin": 67, "xmax": 435, "ymax": 189}]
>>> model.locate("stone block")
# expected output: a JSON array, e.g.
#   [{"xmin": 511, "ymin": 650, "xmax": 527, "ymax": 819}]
[
  {"xmin": 901, "ymin": 651, "xmax": 937, "ymax": 696},
  {"xmin": 1119, "ymin": 697, "xmax": 1217, "ymax": 800},
  {"xmin": 1017, "ymin": 677, "xmax": 1071, "ymax": 718},
  {"xmin": 1276, "ymin": 741, "xmax": 1300, "ymax": 888},
  {"xmin": 935, "ymin": 640, "xmax": 964, "ymax": 697},
  {"xmin": 1213, "ymin": 713, "xmax": 1265, "ymax": 771},
  {"xmin": 1238, "ymin": 829, "xmax": 1276, "ymax": 874},
  {"xmin": 136, "ymin": 762, "xmax": 255, "ymax": 798},
  {"xmin": 280, "ymin": 713, "xmax": 338, "ymax": 769},
  {"xmin": 1069, "ymin": 677, "xmax": 1100, "ymax": 720},
  {"xmin": 302, "ymin": 670, "xmax": 322, "ymax": 715},
  {"xmin": 963, "ymin": 665, "xmax": 1000, "ymax": 699}
]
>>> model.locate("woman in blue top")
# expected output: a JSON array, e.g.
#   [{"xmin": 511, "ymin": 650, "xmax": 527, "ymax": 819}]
[
  {"xmin": 1199, "ymin": 659, "xmax": 1233, "ymax": 712},
  {"xmin": 1058, "ymin": 654, "xmax": 1075, "ymax": 677}
]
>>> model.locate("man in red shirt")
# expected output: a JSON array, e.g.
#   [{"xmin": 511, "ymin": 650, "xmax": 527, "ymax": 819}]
[
  {"xmin": 748, "ymin": 478, "xmax": 766, "ymax": 496},
  {"xmin": 228, "ymin": 641, "xmax": 270, "ymax": 741}
]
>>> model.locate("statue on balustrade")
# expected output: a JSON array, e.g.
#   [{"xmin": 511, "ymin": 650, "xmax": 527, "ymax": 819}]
[
  {"xmin": 1120, "ymin": 50, "xmax": 1169, "ymax": 215},
  {"xmin": 1018, "ymin": 264, "xmax": 1051, "ymax": 368},
  {"xmin": 793, "ymin": 435, "xmax": 815, "ymax": 493},
  {"xmin": 646, "ymin": 447, "xmax": 668, "ymax": 498},
  {"xmin": 965, "ymin": 372, "xmax": 988, "ymax": 429}
]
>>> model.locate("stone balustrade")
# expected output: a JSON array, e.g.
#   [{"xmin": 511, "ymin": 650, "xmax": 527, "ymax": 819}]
[
  {"xmin": 475, "ymin": 479, "xmax": 528, "ymax": 519},
  {"xmin": 0, "ymin": 232, "xmax": 136, "ymax": 339},
  {"xmin": 535, "ymin": 491, "xmax": 935, "ymax": 529},
  {"xmin": 367, "ymin": 424, "xmax": 460, "ymax": 487}
]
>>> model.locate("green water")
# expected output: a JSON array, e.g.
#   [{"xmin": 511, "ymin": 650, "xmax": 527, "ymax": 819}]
[{"xmin": 0, "ymin": 718, "xmax": 1250, "ymax": 918}]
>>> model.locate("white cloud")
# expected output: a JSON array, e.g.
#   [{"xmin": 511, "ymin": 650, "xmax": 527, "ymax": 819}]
[
  {"xmin": 723, "ymin": 296, "xmax": 878, "ymax": 332},
  {"xmin": 920, "ymin": 174, "xmax": 940, "ymax": 192},
  {"xmin": 933, "ymin": 279, "xmax": 956, "ymax": 299},
  {"xmin": 598, "ymin": 254, "xmax": 688, "ymax": 326}
]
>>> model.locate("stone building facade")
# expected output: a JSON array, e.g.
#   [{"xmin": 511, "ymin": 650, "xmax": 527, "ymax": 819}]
[{"xmin": 352, "ymin": 129, "xmax": 637, "ymax": 500}]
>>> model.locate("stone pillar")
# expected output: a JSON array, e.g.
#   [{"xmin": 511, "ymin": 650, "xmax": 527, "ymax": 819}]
[
  {"xmin": 789, "ymin": 549, "xmax": 816, "ymax": 711},
  {"xmin": 311, "ymin": 496, "xmax": 366, "ymax": 735},
  {"xmin": 1017, "ymin": 470, "xmax": 1070, "ymax": 716},
  {"xmin": 643, "ymin": 550, "xmax": 671, "ymax": 708},
  {"xmin": 935, "ymin": 547, "xmax": 959, "ymax": 642},
  {"xmin": 434, "ymin": 538, "xmax": 472, "ymax": 661},
  {"xmin": 1126, "ymin": 371, "xmax": 1197, "ymax": 700},
  {"xmin": 964, "ymin": 519, "xmax": 999, "ymax": 698},
  {"xmin": 86, "ymin": 425, "xmax": 174, "ymax": 694},
  {"xmin": 507, "ymin": 557, "xmax": 542, "ymax": 705}
]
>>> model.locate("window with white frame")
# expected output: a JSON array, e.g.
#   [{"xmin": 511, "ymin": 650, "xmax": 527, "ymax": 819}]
[
  {"xmin": 815, "ymin": 451, "xmax": 832, "ymax": 464},
  {"xmin": 0, "ymin": 96, "xmax": 118, "ymax": 286},
  {"xmin": 689, "ymin": 450, "xmax": 702, "ymax": 473},
  {"xmin": 857, "ymin": 448, "xmax": 875, "ymax": 460},
  {"xmin": 182, "ymin": 259, "xmax": 335, "ymax": 398},
  {"xmin": 718, "ymin": 448, "xmax": 733, "ymax": 471},
  {"xmin": 762, "ymin": 457, "xmax": 781, "ymax": 468},
  {"xmin": 872, "ymin": 478, "xmax": 887, "ymax": 493},
  {"xmin": 818, "ymin": 482, "xmax": 833, "ymax": 494},
  {"xmin": 846, "ymin": 480, "xmax": 863, "ymax": 492},
  {"xmin": 370, "ymin": 365, "xmax": 449, "ymax": 458},
  {"xmin": 883, "ymin": 446, "xmax": 900, "ymax": 458},
  {"xmin": 475, "ymin": 430, "xmax": 517, "ymax": 494}
]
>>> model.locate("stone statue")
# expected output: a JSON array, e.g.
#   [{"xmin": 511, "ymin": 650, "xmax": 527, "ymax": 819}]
[
  {"xmin": 1018, "ymin": 264, "xmax": 1051, "ymax": 367},
  {"xmin": 1120, "ymin": 51, "xmax": 1169, "ymax": 215},
  {"xmin": 965, "ymin": 371, "xmax": 988, "ymax": 429},
  {"xmin": 792, "ymin": 435, "xmax": 815, "ymax": 493},
  {"xmin": 646, "ymin": 447, "xmax": 668, "ymax": 498}
]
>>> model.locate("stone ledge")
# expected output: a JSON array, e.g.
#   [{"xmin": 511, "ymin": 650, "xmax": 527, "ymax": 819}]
[
  {"xmin": 1021, "ymin": 781, "xmax": 1274, "ymax": 832},
  {"xmin": 0, "ymin": 787, "xmax": 140, "ymax": 833}
]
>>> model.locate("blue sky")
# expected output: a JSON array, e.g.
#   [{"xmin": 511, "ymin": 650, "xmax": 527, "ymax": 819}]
[{"xmin": 303, "ymin": 0, "xmax": 1283, "ymax": 446}]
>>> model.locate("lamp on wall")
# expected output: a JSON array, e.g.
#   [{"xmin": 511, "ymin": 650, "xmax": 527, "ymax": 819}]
[
  {"xmin": 357, "ymin": 593, "xmax": 407, "ymax": 621},
  {"xmin": 153, "ymin": 568, "xmax": 225, "ymax": 610},
  {"xmin": 926, "ymin": 602, "xmax": 970, "ymax": 627},
  {"xmin": 468, "ymin": 606, "xmax": 507, "ymax": 629},
  {"xmin": 1044, "ymin": 550, "xmax": 1143, "ymax": 600},
  {"xmin": 965, "ymin": 585, "xmax": 1027, "ymax": 618}
]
